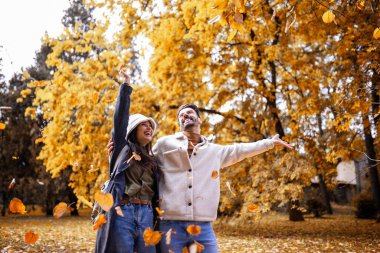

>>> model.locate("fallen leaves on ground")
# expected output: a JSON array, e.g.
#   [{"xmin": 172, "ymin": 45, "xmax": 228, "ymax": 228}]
[{"xmin": 0, "ymin": 212, "xmax": 379, "ymax": 252}]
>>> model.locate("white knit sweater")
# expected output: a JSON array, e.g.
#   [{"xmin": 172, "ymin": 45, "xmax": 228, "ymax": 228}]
[{"xmin": 152, "ymin": 132, "xmax": 274, "ymax": 222}]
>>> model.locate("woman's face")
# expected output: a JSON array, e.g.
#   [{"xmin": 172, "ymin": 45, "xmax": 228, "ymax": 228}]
[{"xmin": 136, "ymin": 121, "xmax": 153, "ymax": 146}]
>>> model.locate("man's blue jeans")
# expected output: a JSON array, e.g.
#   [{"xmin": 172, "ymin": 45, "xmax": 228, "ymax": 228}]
[
  {"xmin": 110, "ymin": 203, "xmax": 156, "ymax": 253},
  {"xmin": 159, "ymin": 220, "xmax": 218, "ymax": 253}
]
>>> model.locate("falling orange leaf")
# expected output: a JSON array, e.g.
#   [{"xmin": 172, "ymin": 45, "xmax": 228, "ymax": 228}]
[
  {"xmin": 93, "ymin": 213, "xmax": 107, "ymax": 230},
  {"xmin": 322, "ymin": 10, "xmax": 335, "ymax": 24},
  {"xmin": 0, "ymin": 123, "xmax": 6, "ymax": 130},
  {"xmin": 373, "ymin": 28, "xmax": 380, "ymax": 40},
  {"xmin": 94, "ymin": 191, "xmax": 114, "ymax": 212},
  {"xmin": 25, "ymin": 231, "xmax": 38, "ymax": 244},
  {"xmin": 143, "ymin": 227, "xmax": 162, "ymax": 246},
  {"xmin": 35, "ymin": 137, "xmax": 45, "ymax": 144},
  {"xmin": 156, "ymin": 207, "xmax": 165, "ymax": 216},
  {"xmin": 127, "ymin": 152, "xmax": 142, "ymax": 163},
  {"xmin": 9, "ymin": 198, "xmax": 27, "ymax": 214},
  {"xmin": 186, "ymin": 224, "xmax": 201, "ymax": 236},
  {"xmin": 211, "ymin": 170, "xmax": 218, "ymax": 179},
  {"xmin": 194, "ymin": 241, "xmax": 205, "ymax": 252},
  {"xmin": 53, "ymin": 202, "xmax": 68, "ymax": 219},
  {"xmin": 247, "ymin": 204, "xmax": 259, "ymax": 213},
  {"xmin": 182, "ymin": 247, "xmax": 189, "ymax": 253},
  {"xmin": 8, "ymin": 178, "xmax": 16, "ymax": 190}
]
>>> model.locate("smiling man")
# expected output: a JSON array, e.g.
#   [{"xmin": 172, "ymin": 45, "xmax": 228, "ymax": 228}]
[{"xmin": 149, "ymin": 104, "xmax": 293, "ymax": 252}]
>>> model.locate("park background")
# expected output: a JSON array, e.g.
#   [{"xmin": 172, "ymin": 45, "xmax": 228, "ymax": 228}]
[{"xmin": 0, "ymin": 0, "xmax": 380, "ymax": 252}]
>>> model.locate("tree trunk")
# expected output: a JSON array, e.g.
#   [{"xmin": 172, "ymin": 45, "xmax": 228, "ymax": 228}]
[
  {"xmin": 289, "ymin": 199, "xmax": 304, "ymax": 221},
  {"xmin": 362, "ymin": 115, "xmax": 380, "ymax": 222},
  {"xmin": 68, "ymin": 187, "xmax": 79, "ymax": 216},
  {"xmin": 318, "ymin": 174, "xmax": 333, "ymax": 214}
]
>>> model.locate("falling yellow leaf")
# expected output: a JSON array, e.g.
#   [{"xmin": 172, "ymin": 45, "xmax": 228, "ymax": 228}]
[
  {"xmin": 211, "ymin": 170, "xmax": 218, "ymax": 179},
  {"xmin": 16, "ymin": 98, "xmax": 23, "ymax": 103},
  {"xmin": 322, "ymin": 10, "xmax": 335, "ymax": 24},
  {"xmin": 9, "ymin": 198, "xmax": 27, "ymax": 214},
  {"xmin": 143, "ymin": 227, "xmax": 162, "ymax": 246},
  {"xmin": 35, "ymin": 137, "xmax": 45, "ymax": 144},
  {"xmin": 53, "ymin": 202, "xmax": 68, "ymax": 219},
  {"xmin": 0, "ymin": 123, "xmax": 6, "ymax": 130},
  {"xmin": 94, "ymin": 191, "xmax": 114, "ymax": 212},
  {"xmin": 93, "ymin": 213, "xmax": 107, "ymax": 230},
  {"xmin": 127, "ymin": 152, "xmax": 142, "ymax": 163},
  {"xmin": 356, "ymin": 0, "xmax": 365, "ymax": 10},
  {"xmin": 156, "ymin": 207, "xmax": 165, "ymax": 216},
  {"xmin": 186, "ymin": 224, "xmax": 201, "ymax": 236},
  {"xmin": 12, "ymin": 156, "xmax": 18, "ymax": 160},
  {"xmin": 373, "ymin": 28, "xmax": 380, "ymax": 39},
  {"xmin": 25, "ymin": 231, "xmax": 38, "ymax": 244},
  {"xmin": 247, "ymin": 204, "xmax": 259, "ymax": 213}
]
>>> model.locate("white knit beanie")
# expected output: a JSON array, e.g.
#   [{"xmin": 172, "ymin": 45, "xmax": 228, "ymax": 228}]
[{"xmin": 125, "ymin": 114, "xmax": 157, "ymax": 141}]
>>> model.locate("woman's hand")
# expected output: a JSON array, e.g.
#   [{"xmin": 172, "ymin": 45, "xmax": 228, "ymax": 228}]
[
  {"xmin": 119, "ymin": 66, "xmax": 130, "ymax": 84},
  {"xmin": 272, "ymin": 134, "xmax": 293, "ymax": 149},
  {"xmin": 115, "ymin": 206, "xmax": 124, "ymax": 217}
]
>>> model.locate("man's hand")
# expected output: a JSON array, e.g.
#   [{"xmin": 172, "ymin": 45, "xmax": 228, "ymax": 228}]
[
  {"xmin": 107, "ymin": 138, "xmax": 114, "ymax": 156},
  {"xmin": 272, "ymin": 134, "xmax": 293, "ymax": 149}
]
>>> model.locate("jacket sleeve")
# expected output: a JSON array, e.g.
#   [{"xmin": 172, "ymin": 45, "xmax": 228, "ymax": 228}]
[
  {"xmin": 109, "ymin": 84, "xmax": 133, "ymax": 174},
  {"xmin": 219, "ymin": 139, "xmax": 274, "ymax": 168}
]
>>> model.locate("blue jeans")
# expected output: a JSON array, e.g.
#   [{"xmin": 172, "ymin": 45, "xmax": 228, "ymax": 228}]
[
  {"xmin": 159, "ymin": 220, "xmax": 218, "ymax": 253},
  {"xmin": 110, "ymin": 204, "xmax": 156, "ymax": 253}
]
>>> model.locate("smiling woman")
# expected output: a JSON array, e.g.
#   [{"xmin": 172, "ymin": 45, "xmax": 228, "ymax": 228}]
[{"xmin": 0, "ymin": 0, "xmax": 70, "ymax": 80}]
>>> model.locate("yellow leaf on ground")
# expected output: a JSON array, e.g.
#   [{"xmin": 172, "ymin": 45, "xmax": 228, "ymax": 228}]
[
  {"xmin": 9, "ymin": 198, "xmax": 27, "ymax": 214},
  {"xmin": 93, "ymin": 213, "xmax": 107, "ymax": 230},
  {"xmin": 322, "ymin": 10, "xmax": 335, "ymax": 24},
  {"xmin": 143, "ymin": 227, "xmax": 162, "ymax": 246},
  {"xmin": 247, "ymin": 204, "xmax": 259, "ymax": 213},
  {"xmin": 94, "ymin": 191, "xmax": 114, "ymax": 212},
  {"xmin": 53, "ymin": 202, "xmax": 68, "ymax": 219},
  {"xmin": 186, "ymin": 224, "xmax": 201, "ymax": 236},
  {"xmin": 25, "ymin": 231, "xmax": 38, "ymax": 244},
  {"xmin": 373, "ymin": 28, "xmax": 380, "ymax": 39}
]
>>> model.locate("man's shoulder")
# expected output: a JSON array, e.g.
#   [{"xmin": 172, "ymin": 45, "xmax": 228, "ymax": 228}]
[{"xmin": 155, "ymin": 133, "xmax": 180, "ymax": 145}]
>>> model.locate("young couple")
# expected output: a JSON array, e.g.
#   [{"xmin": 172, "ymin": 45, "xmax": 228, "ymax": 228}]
[{"xmin": 95, "ymin": 68, "xmax": 293, "ymax": 253}]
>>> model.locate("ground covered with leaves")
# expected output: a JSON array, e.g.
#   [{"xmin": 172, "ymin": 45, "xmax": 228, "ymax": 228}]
[{"xmin": 0, "ymin": 212, "xmax": 379, "ymax": 253}]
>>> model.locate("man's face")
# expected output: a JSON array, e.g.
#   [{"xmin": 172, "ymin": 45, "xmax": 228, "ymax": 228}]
[{"xmin": 178, "ymin": 107, "xmax": 201, "ymax": 130}]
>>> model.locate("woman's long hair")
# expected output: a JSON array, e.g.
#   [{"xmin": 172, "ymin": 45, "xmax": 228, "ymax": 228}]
[{"xmin": 127, "ymin": 126, "xmax": 157, "ymax": 171}]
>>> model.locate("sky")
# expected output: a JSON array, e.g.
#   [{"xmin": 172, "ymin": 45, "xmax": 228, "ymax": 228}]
[{"xmin": 0, "ymin": 0, "xmax": 71, "ymax": 81}]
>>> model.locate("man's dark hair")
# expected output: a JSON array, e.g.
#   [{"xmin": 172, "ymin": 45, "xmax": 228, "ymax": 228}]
[{"xmin": 177, "ymin": 104, "xmax": 201, "ymax": 118}]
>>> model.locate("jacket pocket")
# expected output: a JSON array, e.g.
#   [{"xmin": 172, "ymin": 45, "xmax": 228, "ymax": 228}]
[{"xmin": 162, "ymin": 148, "xmax": 187, "ymax": 172}]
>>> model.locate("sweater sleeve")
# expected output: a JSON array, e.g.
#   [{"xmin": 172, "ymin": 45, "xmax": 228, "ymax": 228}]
[
  {"xmin": 219, "ymin": 139, "xmax": 274, "ymax": 168},
  {"xmin": 109, "ymin": 84, "xmax": 133, "ymax": 174}
]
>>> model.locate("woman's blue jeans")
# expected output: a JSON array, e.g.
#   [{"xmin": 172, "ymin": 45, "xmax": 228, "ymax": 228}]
[
  {"xmin": 110, "ymin": 203, "xmax": 156, "ymax": 253},
  {"xmin": 159, "ymin": 220, "xmax": 218, "ymax": 253}
]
